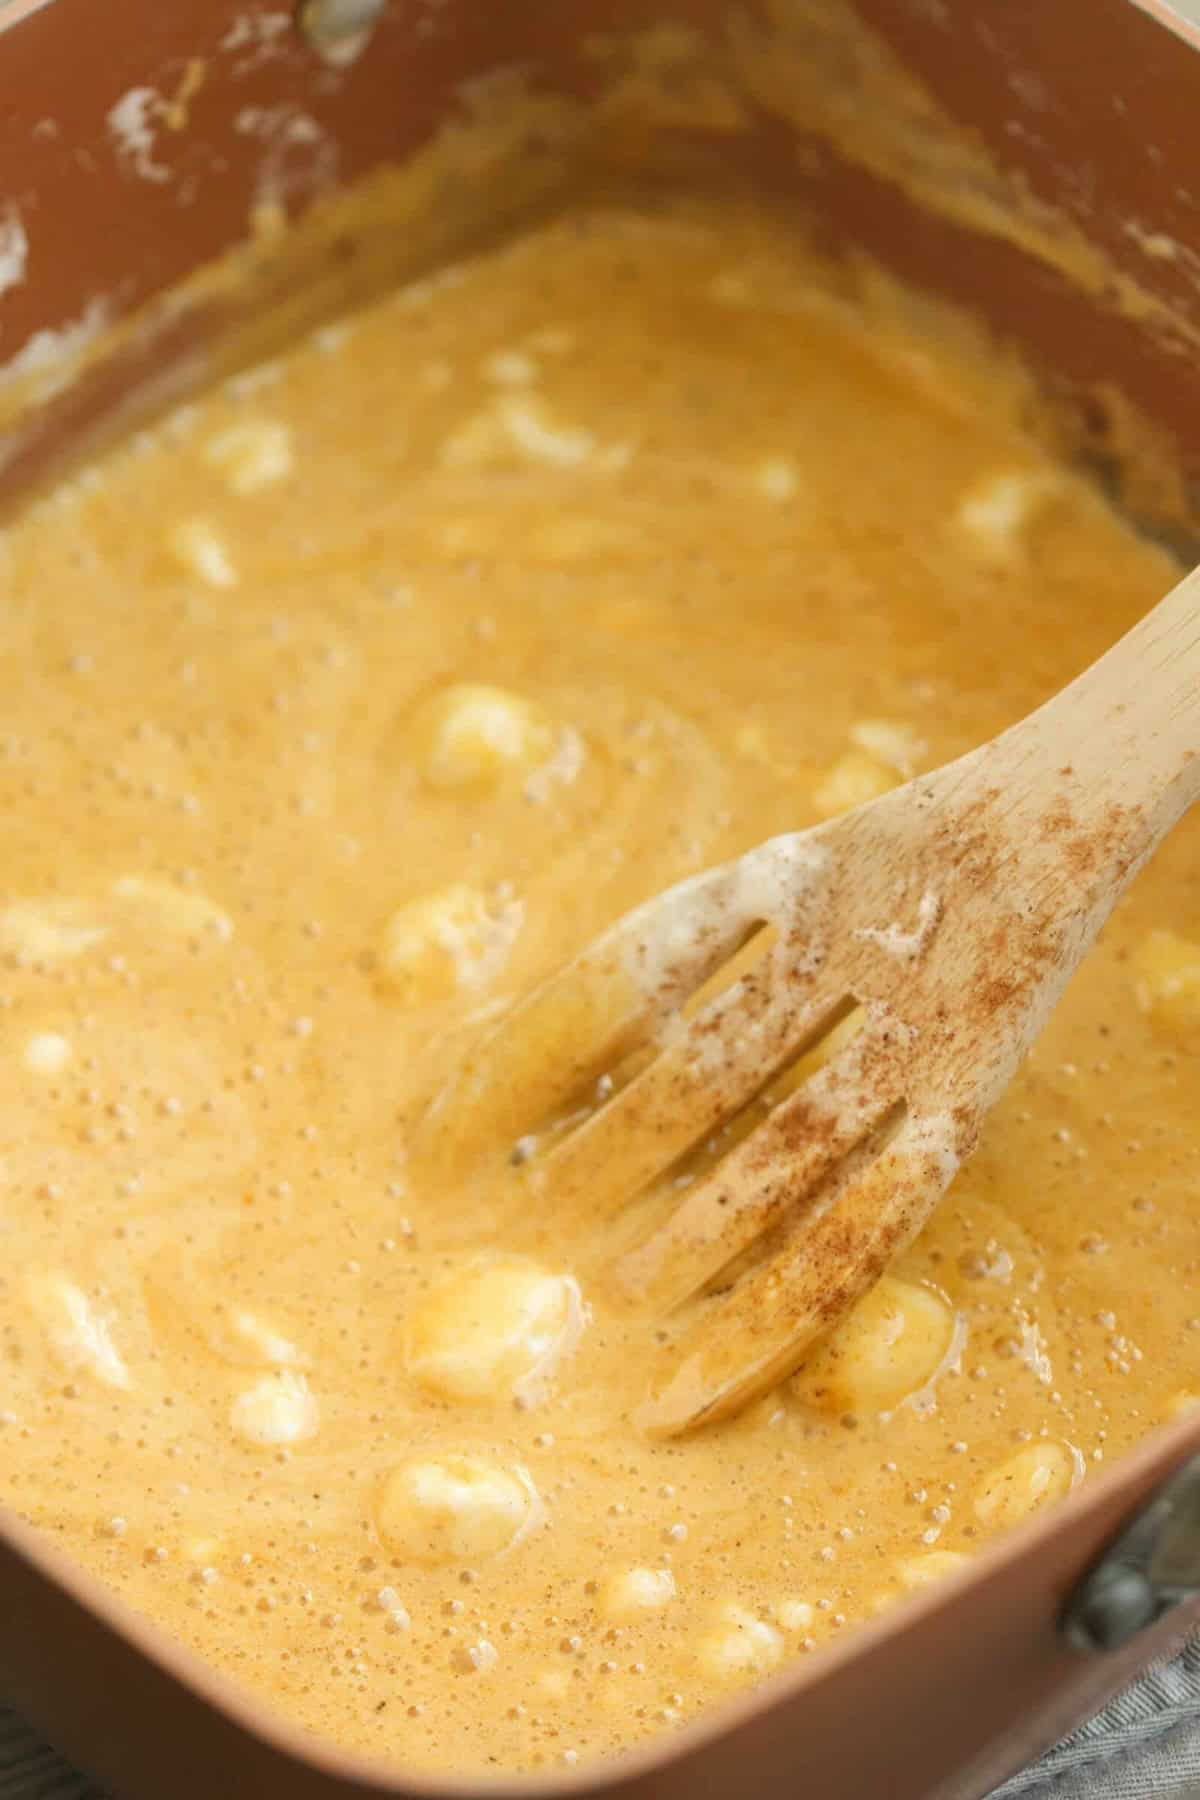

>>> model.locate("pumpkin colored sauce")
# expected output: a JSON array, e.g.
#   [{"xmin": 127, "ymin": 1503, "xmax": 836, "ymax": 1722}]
[{"xmin": 0, "ymin": 199, "xmax": 1196, "ymax": 1775}]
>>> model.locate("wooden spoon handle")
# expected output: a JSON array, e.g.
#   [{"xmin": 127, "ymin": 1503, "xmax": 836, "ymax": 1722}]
[{"xmin": 985, "ymin": 565, "xmax": 1200, "ymax": 855}]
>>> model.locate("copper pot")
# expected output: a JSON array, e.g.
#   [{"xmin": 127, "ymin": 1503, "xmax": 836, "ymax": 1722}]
[{"xmin": 3, "ymin": 4, "xmax": 1200, "ymax": 1795}]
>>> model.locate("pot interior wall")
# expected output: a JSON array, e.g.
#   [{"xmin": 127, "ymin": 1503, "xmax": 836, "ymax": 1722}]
[{"xmin": 2, "ymin": 0, "xmax": 1199, "ymax": 539}]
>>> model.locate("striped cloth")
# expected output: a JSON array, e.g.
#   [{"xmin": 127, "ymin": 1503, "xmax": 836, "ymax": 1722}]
[
  {"xmin": 5, "ymin": 1641, "xmax": 1200, "ymax": 1799},
  {"xmin": 994, "ymin": 1638, "xmax": 1200, "ymax": 1800}
]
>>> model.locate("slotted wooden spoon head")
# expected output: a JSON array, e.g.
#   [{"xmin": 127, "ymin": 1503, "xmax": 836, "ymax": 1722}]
[{"xmin": 412, "ymin": 779, "xmax": 1076, "ymax": 1433}]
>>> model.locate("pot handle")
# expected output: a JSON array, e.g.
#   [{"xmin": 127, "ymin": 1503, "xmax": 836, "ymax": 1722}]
[{"xmin": 1063, "ymin": 1449, "xmax": 1200, "ymax": 1651}]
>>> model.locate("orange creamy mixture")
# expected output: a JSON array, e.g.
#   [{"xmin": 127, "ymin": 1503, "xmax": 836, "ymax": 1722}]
[{"xmin": 0, "ymin": 200, "xmax": 1198, "ymax": 1775}]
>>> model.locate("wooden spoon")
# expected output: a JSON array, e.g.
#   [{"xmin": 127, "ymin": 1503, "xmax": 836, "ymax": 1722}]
[{"xmin": 417, "ymin": 568, "xmax": 1200, "ymax": 1435}]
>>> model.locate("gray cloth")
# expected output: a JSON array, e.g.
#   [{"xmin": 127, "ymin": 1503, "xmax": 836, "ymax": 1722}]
[
  {"xmin": 4, "ymin": 1646, "xmax": 1200, "ymax": 1798},
  {"xmin": 992, "ymin": 1638, "xmax": 1200, "ymax": 1800}
]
